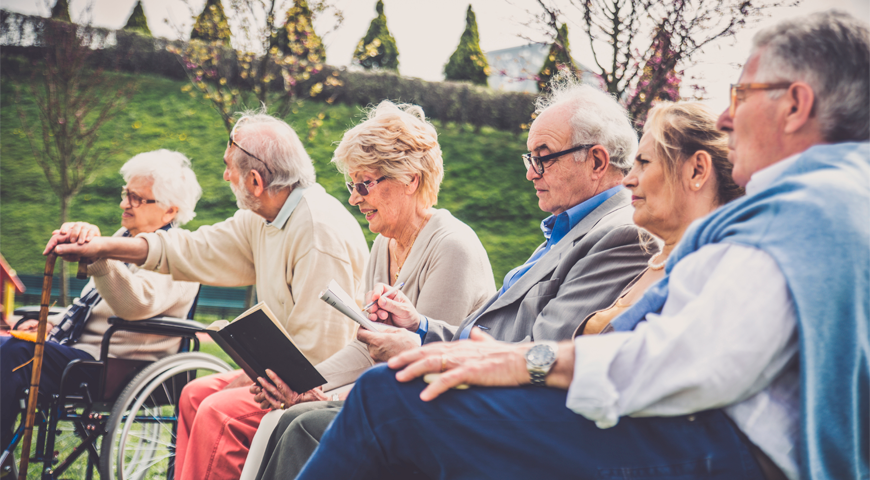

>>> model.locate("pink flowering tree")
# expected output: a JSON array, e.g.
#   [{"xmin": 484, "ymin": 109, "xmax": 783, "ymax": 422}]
[{"xmin": 532, "ymin": 0, "xmax": 794, "ymax": 128}]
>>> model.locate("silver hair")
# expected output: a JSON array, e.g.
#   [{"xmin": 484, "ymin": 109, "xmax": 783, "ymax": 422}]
[
  {"xmin": 535, "ymin": 71, "xmax": 638, "ymax": 172},
  {"xmin": 751, "ymin": 10, "xmax": 870, "ymax": 142},
  {"xmin": 120, "ymin": 150, "xmax": 202, "ymax": 226},
  {"xmin": 229, "ymin": 110, "xmax": 316, "ymax": 193}
]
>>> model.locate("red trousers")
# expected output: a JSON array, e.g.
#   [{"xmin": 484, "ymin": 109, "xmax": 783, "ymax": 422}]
[{"xmin": 175, "ymin": 370, "xmax": 266, "ymax": 480}]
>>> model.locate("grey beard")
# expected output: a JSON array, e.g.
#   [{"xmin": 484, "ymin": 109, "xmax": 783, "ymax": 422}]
[{"xmin": 230, "ymin": 179, "xmax": 262, "ymax": 211}]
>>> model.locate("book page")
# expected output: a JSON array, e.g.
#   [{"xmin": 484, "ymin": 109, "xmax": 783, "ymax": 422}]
[
  {"xmin": 319, "ymin": 280, "xmax": 381, "ymax": 332},
  {"xmin": 206, "ymin": 320, "xmax": 229, "ymax": 331}
]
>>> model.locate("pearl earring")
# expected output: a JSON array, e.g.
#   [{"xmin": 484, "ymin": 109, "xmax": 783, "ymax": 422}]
[{"xmin": 695, "ymin": 183, "xmax": 700, "ymax": 188}]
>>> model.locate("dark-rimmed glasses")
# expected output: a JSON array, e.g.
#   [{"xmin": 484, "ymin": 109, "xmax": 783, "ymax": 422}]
[
  {"xmin": 121, "ymin": 188, "xmax": 157, "ymax": 208},
  {"xmin": 522, "ymin": 144, "xmax": 596, "ymax": 175},
  {"xmin": 228, "ymin": 132, "xmax": 273, "ymax": 175},
  {"xmin": 346, "ymin": 176, "xmax": 388, "ymax": 196},
  {"xmin": 729, "ymin": 83, "xmax": 792, "ymax": 117}
]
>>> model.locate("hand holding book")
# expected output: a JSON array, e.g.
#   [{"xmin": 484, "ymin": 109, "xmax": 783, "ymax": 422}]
[{"xmin": 250, "ymin": 369, "xmax": 328, "ymax": 410}]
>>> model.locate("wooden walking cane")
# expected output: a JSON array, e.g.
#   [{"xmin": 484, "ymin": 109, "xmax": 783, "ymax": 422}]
[{"xmin": 16, "ymin": 255, "xmax": 88, "ymax": 480}]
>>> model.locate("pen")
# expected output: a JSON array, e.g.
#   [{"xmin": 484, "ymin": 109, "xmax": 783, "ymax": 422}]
[{"xmin": 363, "ymin": 282, "xmax": 405, "ymax": 312}]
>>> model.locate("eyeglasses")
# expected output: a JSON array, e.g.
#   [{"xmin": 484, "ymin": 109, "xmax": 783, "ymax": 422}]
[
  {"xmin": 522, "ymin": 144, "xmax": 596, "ymax": 175},
  {"xmin": 346, "ymin": 176, "xmax": 388, "ymax": 196},
  {"xmin": 121, "ymin": 188, "xmax": 158, "ymax": 208},
  {"xmin": 729, "ymin": 83, "xmax": 792, "ymax": 117},
  {"xmin": 228, "ymin": 132, "xmax": 273, "ymax": 175}
]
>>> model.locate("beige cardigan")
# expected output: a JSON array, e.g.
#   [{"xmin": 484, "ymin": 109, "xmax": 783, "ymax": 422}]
[
  {"xmin": 317, "ymin": 209, "xmax": 496, "ymax": 390},
  {"xmin": 140, "ymin": 184, "xmax": 369, "ymax": 365},
  {"xmin": 72, "ymin": 230, "xmax": 200, "ymax": 361}
]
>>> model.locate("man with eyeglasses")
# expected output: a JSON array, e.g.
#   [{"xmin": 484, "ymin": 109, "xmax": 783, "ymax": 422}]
[
  {"xmin": 290, "ymin": 10, "xmax": 869, "ymax": 480},
  {"xmin": 49, "ymin": 112, "xmax": 369, "ymax": 480},
  {"xmin": 357, "ymin": 78, "xmax": 650, "ymax": 357}
]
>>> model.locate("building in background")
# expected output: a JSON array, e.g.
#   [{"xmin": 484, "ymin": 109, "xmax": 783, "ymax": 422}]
[{"xmin": 485, "ymin": 44, "xmax": 601, "ymax": 93}]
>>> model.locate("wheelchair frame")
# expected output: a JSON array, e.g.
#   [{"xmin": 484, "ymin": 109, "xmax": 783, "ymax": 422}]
[{"xmin": 4, "ymin": 311, "xmax": 232, "ymax": 480}]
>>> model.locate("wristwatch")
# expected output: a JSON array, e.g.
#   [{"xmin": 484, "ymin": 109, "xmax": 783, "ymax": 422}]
[{"xmin": 525, "ymin": 341, "xmax": 557, "ymax": 386}]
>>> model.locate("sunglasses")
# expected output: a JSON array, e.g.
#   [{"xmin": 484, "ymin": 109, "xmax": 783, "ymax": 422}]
[
  {"xmin": 729, "ymin": 83, "xmax": 792, "ymax": 117},
  {"xmin": 121, "ymin": 188, "xmax": 157, "ymax": 208},
  {"xmin": 346, "ymin": 176, "xmax": 388, "ymax": 196},
  {"xmin": 228, "ymin": 132, "xmax": 273, "ymax": 175},
  {"xmin": 522, "ymin": 144, "xmax": 596, "ymax": 175}
]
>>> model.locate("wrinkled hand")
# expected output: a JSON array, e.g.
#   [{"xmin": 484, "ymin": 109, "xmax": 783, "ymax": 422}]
[
  {"xmin": 221, "ymin": 371, "xmax": 254, "ymax": 390},
  {"xmin": 55, "ymin": 222, "xmax": 101, "ymax": 245},
  {"xmin": 388, "ymin": 328, "xmax": 532, "ymax": 401},
  {"xmin": 44, "ymin": 233, "xmax": 105, "ymax": 262},
  {"xmin": 249, "ymin": 369, "xmax": 328, "ymax": 410},
  {"xmin": 357, "ymin": 324, "xmax": 422, "ymax": 363},
  {"xmin": 365, "ymin": 283, "xmax": 420, "ymax": 331}
]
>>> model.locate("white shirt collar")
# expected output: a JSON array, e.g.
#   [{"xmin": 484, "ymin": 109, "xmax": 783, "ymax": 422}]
[
  {"xmin": 745, "ymin": 153, "xmax": 802, "ymax": 197},
  {"xmin": 266, "ymin": 185, "xmax": 309, "ymax": 229}
]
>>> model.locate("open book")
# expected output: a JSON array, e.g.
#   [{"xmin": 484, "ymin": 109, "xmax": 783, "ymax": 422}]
[
  {"xmin": 319, "ymin": 279, "xmax": 381, "ymax": 332},
  {"xmin": 206, "ymin": 302, "xmax": 326, "ymax": 392}
]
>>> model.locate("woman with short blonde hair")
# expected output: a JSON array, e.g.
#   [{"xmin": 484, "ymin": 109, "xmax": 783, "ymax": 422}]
[{"xmin": 239, "ymin": 101, "xmax": 496, "ymax": 480}]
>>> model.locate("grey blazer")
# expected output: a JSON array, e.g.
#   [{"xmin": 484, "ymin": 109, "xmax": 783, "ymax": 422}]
[{"xmin": 424, "ymin": 189, "xmax": 651, "ymax": 344}]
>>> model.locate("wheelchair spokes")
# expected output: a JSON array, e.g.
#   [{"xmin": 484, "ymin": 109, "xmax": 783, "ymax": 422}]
[{"xmin": 101, "ymin": 352, "xmax": 232, "ymax": 480}]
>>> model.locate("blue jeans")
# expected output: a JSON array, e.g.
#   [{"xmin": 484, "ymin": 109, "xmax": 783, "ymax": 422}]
[
  {"xmin": 0, "ymin": 337, "xmax": 95, "ymax": 450},
  {"xmin": 297, "ymin": 364, "xmax": 766, "ymax": 480}
]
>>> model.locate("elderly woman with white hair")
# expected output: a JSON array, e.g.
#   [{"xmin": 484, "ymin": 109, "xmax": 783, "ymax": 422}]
[
  {"xmin": 1, "ymin": 150, "xmax": 201, "ymax": 452},
  {"xmin": 235, "ymin": 101, "xmax": 497, "ymax": 479}
]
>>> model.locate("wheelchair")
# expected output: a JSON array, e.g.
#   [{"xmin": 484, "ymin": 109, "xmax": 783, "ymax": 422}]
[{"xmin": 4, "ymin": 306, "xmax": 233, "ymax": 480}]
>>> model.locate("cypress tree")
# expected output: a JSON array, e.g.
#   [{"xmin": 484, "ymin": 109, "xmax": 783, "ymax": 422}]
[
  {"xmin": 538, "ymin": 23, "xmax": 579, "ymax": 91},
  {"xmin": 352, "ymin": 0, "xmax": 399, "ymax": 71},
  {"xmin": 123, "ymin": 0, "xmax": 152, "ymax": 36},
  {"xmin": 50, "ymin": 0, "xmax": 71, "ymax": 22},
  {"xmin": 271, "ymin": 0, "xmax": 325, "ymax": 63},
  {"xmin": 190, "ymin": 0, "xmax": 231, "ymax": 45},
  {"xmin": 444, "ymin": 5, "xmax": 490, "ymax": 86}
]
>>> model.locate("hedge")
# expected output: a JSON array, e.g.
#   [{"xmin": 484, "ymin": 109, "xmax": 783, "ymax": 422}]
[{"xmin": 0, "ymin": 10, "xmax": 536, "ymax": 132}]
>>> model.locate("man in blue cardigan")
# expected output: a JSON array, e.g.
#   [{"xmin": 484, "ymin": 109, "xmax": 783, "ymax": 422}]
[{"xmin": 295, "ymin": 10, "xmax": 869, "ymax": 480}]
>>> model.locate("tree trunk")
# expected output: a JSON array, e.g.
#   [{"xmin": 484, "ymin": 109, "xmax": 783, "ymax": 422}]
[{"xmin": 59, "ymin": 195, "xmax": 70, "ymax": 306}]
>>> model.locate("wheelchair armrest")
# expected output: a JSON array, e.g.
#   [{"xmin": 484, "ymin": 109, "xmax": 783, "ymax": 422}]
[
  {"xmin": 101, "ymin": 316, "xmax": 207, "ymax": 361},
  {"xmin": 13, "ymin": 306, "xmax": 67, "ymax": 324}
]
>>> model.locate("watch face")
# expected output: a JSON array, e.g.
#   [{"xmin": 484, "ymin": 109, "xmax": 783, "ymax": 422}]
[{"xmin": 527, "ymin": 344, "xmax": 556, "ymax": 368}]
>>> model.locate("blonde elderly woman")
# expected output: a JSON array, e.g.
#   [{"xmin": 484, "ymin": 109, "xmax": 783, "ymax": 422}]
[
  {"xmin": 2, "ymin": 150, "xmax": 201, "ymax": 452},
  {"xmin": 577, "ymin": 102, "xmax": 743, "ymax": 335},
  {"xmin": 236, "ymin": 101, "xmax": 496, "ymax": 479}
]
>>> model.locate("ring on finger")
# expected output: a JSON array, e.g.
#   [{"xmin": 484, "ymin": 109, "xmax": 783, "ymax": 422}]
[{"xmin": 441, "ymin": 355, "xmax": 446, "ymax": 373}]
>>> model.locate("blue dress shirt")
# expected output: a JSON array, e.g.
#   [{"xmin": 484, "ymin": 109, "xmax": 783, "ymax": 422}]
[{"xmin": 445, "ymin": 185, "xmax": 623, "ymax": 340}]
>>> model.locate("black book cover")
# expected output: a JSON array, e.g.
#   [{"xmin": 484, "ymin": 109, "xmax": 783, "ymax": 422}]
[{"xmin": 206, "ymin": 302, "xmax": 326, "ymax": 393}]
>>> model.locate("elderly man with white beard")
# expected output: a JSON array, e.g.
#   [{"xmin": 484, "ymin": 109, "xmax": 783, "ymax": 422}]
[{"xmin": 47, "ymin": 111, "xmax": 369, "ymax": 480}]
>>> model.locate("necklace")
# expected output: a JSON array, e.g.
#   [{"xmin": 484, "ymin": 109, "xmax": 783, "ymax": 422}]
[
  {"xmin": 647, "ymin": 253, "xmax": 667, "ymax": 271},
  {"xmin": 390, "ymin": 214, "xmax": 430, "ymax": 281}
]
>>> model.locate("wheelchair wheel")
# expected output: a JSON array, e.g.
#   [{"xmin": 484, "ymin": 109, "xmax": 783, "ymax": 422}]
[{"xmin": 98, "ymin": 352, "xmax": 232, "ymax": 480}]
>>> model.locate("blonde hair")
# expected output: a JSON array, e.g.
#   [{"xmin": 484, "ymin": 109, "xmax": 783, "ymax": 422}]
[
  {"xmin": 644, "ymin": 102, "xmax": 744, "ymax": 205},
  {"xmin": 332, "ymin": 101, "xmax": 444, "ymax": 207}
]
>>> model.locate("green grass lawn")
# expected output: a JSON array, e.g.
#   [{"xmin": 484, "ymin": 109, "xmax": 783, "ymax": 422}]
[{"xmin": 1, "ymin": 64, "xmax": 545, "ymax": 288}]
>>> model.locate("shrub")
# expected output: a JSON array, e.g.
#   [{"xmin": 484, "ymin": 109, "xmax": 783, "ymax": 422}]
[
  {"xmin": 50, "ymin": 0, "xmax": 70, "ymax": 23},
  {"xmin": 352, "ymin": 0, "xmax": 398, "ymax": 71},
  {"xmin": 538, "ymin": 23, "xmax": 579, "ymax": 91},
  {"xmin": 271, "ymin": 1, "xmax": 325, "ymax": 63},
  {"xmin": 444, "ymin": 5, "xmax": 490, "ymax": 86},
  {"xmin": 123, "ymin": 0, "xmax": 151, "ymax": 37},
  {"xmin": 190, "ymin": 0, "xmax": 231, "ymax": 46}
]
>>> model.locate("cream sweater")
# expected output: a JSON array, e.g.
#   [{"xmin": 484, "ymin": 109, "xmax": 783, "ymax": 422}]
[
  {"xmin": 72, "ymin": 230, "xmax": 200, "ymax": 361},
  {"xmin": 317, "ymin": 209, "xmax": 496, "ymax": 389},
  {"xmin": 140, "ymin": 184, "xmax": 369, "ymax": 365}
]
